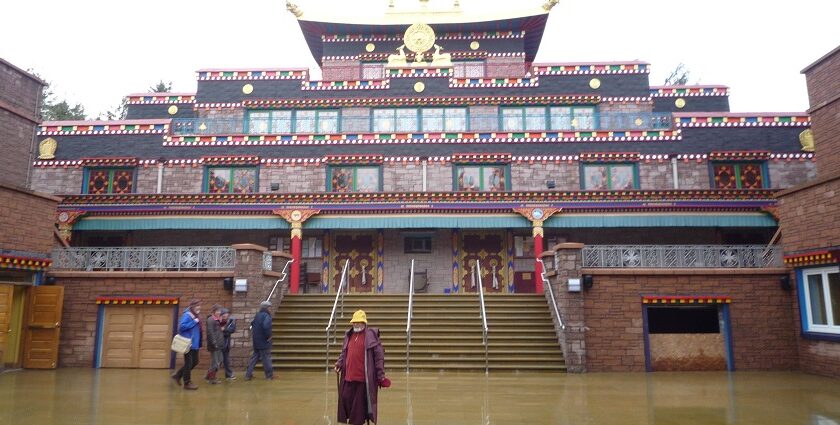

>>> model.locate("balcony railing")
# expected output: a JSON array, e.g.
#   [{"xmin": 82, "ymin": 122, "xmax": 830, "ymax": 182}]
[
  {"xmin": 171, "ymin": 112, "xmax": 673, "ymax": 136},
  {"xmin": 51, "ymin": 246, "xmax": 235, "ymax": 271},
  {"xmin": 581, "ymin": 245, "xmax": 783, "ymax": 269}
]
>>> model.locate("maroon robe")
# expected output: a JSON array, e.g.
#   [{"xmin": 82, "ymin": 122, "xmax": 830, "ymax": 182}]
[{"xmin": 336, "ymin": 327, "xmax": 386, "ymax": 424}]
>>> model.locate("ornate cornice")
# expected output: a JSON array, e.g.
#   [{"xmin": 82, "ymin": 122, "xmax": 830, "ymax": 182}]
[
  {"xmin": 126, "ymin": 94, "xmax": 195, "ymax": 105},
  {"xmin": 674, "ymin": 113, "xmax": 810, "ymax": 128},
  {"xmin": 196, "ymin": 69, "xmax": 308, "ymax": 81},
  {"xmin": 533, "ymin": 62, "xmax": 650, "ymax": 75},
  {"xmin": 0, "ymin": 253, "xmax": 51, "ymax": 272},
  {"xmin": 650, "ymin": 86, "xmax": 729, "ymax": 98},
  {"xmin": 243, "ymin": 94, "xmax": 599, "ymax": 109},
  {"xmin": 321, "ymin": 31, "xmax": 524, "ymax": 43},
  {"xmin": 96, "ymin": 296, "xmax": 179, "ymax": 305},
  {"xmin": 642, "ymin": 295, "xmax": 731, "ymax": 304},
  {"xmin": 38, "ymin": 121, "xmax": 169, "ymax": 136},
  {"xmin": 784, "ymin": 250, "xmax": 839, "ymax": 267}
]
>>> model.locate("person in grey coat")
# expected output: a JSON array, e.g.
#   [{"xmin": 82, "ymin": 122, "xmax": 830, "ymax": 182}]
[
  {"xmin": 245, "ymin": 301, "xmax": 274, "ymax": 380},
  {"xmin": 204, "ymin": 304, "xmax": 225, "ymax": 384},
  {"xmin": 220, "ymin": 308, "xmax": 237, "ymax": 381}
]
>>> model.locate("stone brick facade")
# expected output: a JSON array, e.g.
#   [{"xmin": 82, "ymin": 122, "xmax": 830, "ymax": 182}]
[
  {"xmin": 638, "ymin": 160, "xmax": 673, "ymax": 190},
  {"xmin": 162, "ymin": 166, "xmax": 203, "ymax": 193},
  {"xmin": 485, "ymin": 55, "xmax": 526, "ymax": 78},
  {"xmin": 384, "ymin": 163, "xmax": 423, "ymax": 192},
  {"xmin": 0, "ymin": 184, "xmax": 59, "ymax": 254},
  {"xmin": 322, "ymin": 58, "xmax": 362, "ymax": 81},
  {"xmin": 136, "ymin": 166, "xmax": 159, "ymax": 194},
  {"xmin": 0, "ymin": 58, "xmax": 44, "ymax": 189},
  {"xmin": 675, "ymin": 160, "xmax": 709, "ymax": 189},
  {"xmin": 511, "ymin": 162, "xmax": 578, "ymax": 191},
  {"xmin": 260, "ymin": 166, "xmax": 325, "ymax": 193},
  {"xmin": 803, "ymin": 46, "xmax": 840, "ymax": 174},
  {"xmin": 768, "ymin": 159, "xmax": 817, "ymax": 189},
  {"xmin": 30, "ymin": 167, "xmax": 84, "ymax": 195},
  {"xmin": 777, "ymin": 178, "xmax": 840, "ymax": 254},
  {"xmin": 382, "ymin": 229, "xmax": 453, "ymax": 294},
  {"xmin": 426, "ymin": 163, "xmax": 453, "ymax": 191}
]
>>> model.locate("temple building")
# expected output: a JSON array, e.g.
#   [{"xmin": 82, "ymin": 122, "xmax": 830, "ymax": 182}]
[{"xmin": 23, "ymin": 1, "xmax": 831, "ymax": 373}]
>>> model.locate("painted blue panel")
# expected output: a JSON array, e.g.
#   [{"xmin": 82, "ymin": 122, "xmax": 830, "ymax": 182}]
[
  {"xmin": 305, "ymin": 215, "xmax": 531, "ymax": 229},
  {"xmin": 543, "ymin": 214, "xmax": 776, "ymax": 228},
  {"xmin": 75, "ymin": 217, "xmax": 289, "ymax": 231}
]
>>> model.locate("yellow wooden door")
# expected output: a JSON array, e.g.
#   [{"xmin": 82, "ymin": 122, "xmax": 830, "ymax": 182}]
[
  {"xmin": 22, "ymin": 285, "xmax": 64, "ymax": 369},
  {"xmin": 102, "ymin": 305, "xmax": 172, "ymax": 368},
  {"xmin": 0, "ymin": 285, "xmax": 13, "ymax": 363}
]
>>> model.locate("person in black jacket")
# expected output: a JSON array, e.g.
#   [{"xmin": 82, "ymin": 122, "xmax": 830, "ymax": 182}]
[
  {"xmin": 245, "ymin": 301, "xmax": 274, "ymax": 380},
  {"xmin": 204, "ymin": 304, "xmax": 225, "ymax": 384},
  {"xmin": 220, "ymin": 308, "xmax": 237, "ymax": 381}
]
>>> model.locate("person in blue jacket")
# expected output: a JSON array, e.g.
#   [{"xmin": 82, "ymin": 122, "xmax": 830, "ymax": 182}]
[
  {"xmin": 245, "ymin": 301, "xmax": 274, "ymax": 380},
  {"xmin": 171, "ymin": 299, "xmax": 203, "ymax": 390}
]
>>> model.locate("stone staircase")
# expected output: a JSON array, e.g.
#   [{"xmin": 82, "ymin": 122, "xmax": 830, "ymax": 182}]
[{"xmin": 270, "ymin": 293, "xmax": 565, "ymax": 372}]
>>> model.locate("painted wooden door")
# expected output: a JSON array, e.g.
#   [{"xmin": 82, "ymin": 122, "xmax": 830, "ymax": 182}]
[
  {"xmin": 101, "ymin": 305, "xmax": 172, "ymax": 368},
  {"xmin": 332, "ymin": 233, "xmax": 377, "ymax": 293},
  {"xmin": 22, "ymin": 285, "xmax": 64, "ymax": 369},
  {"xmin": 460, "ymin": 232, "xmax": 510, "ymax": 293},
  {"xmin": 0, "ymin": 285, "xmax": 13, "ymax": 363}
]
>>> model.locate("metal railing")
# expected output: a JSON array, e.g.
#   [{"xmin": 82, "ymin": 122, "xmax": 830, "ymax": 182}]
[
  {"xmin": 475, "ymin": 260, "xmax": 489, "ymax": 375},
  {"xmin": 170, "ymin": 112, "xmax": 673, "ymax": 136},
  {"xmin": 325, "ymin": 260, "xmax": 350, "ymax": 372},
  {"xmin": 582, "ymin": 245, "xmax": 784, "ymax": 269},
  {"xmin": 51, "ymin": 246, "xmax": 235, "ymax": 271},
  {"xmin": 536, "ymin": 258, "xmax": 564, "ymax": 331},
  {"xmin": 406, "ymin": 259, "xmax": 415, "ymax": 373},
  {"xmin": 265, "ymin": 259, "xmax": 293, "ymax": 303}
]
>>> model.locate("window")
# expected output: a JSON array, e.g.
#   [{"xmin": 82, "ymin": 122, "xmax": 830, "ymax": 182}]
[
  {"xmin": 269, "ymin": 236, "xmax": 323, "ymax": 257},
  {"xmin": 712, "ymin": 162, "xmax": 766, "ymax": 189},
  {"xmin": 581, "ymin": 163, "xmax": 638, "ymax": 190},
  {"xmin": 454, "ymin": 165, "xmax": 508, "ymax": 192},
  {"xmin": 295, "ymin": 109, "xmax": 339, "ymax": 134},
  {"xmin": 404, "ymin": 236, "xmax": 432, "ymax": 254},
  {"xmin": 329, "ymin": 166, "xmax": 381, "ymax": 192},
  {"xmin": 452, "ymin": 61, "xmax": 485, "ymax": 78},
  {"xmin": 801, "ymin": 267, "xmax": 840, "ymax": 335},
  {"xmin": 84, "ymin": 168, "xmax": 134, "ymax": 194},
  {"xmin": 421, "ymin": 108, "xmax": 467, "ymax": 132},
  {"xmin": 205, "ymin": 167, "xmax": 257, "ymax": 193},
  {"xmin": 514, "ymin": 236, "xmax": 536, "ymax": 258},
  {"xmin": 550, "ymin": 106, "xmax": 596, "ymax": 130},
  {"xmin": 373, "ymin": 108, "xmax": 418, "ymax": 133},
  {"xmin": 247, "ymin": 110, "xmax": 291, "ymax": 134}
]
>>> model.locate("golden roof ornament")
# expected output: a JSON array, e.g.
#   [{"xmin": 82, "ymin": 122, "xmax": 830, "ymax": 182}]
[
  {"xmin": 38, "ymin": 137, "xmax": 57, "ymax": 159},
  {"xmin": 404, "ymin": 23, "xmax": 436, "ymax": 54},
  {"xmin": 799, "ymin": 129, "xmax": 815, "ymax": 152},
  {"xmin": 286, "ymin": 0, "xmax": 303, "ymax": 18},
  {"xmin": 543, "ymin": 0, "xmax": 560, "ymax": 11}
]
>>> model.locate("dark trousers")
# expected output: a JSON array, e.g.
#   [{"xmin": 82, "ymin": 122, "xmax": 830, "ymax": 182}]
[
  {"xmin": 340, "ymin": 380, "xmax": 369, "ymax": 425},
  {"xmin": 222, "ymin": 348, "xmax": 234, "ymax": 378},
  {"xmin": 245, "ymin": 348, "xmax": 273, "ymax": 378},
  {"xmin": 174, "ymin": 349, "xmax": 199, "ymax": 384}
]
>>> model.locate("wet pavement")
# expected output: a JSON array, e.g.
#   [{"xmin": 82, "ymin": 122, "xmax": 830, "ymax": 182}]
[{"xmin": 1, "ymin": 369, "xmax": 840, "ymax": 424}]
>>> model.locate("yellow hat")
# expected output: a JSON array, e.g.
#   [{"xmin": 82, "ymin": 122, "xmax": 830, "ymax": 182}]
[{"xmin": 350, "ymin": 309, "xmax": 367, "ymax": 324}]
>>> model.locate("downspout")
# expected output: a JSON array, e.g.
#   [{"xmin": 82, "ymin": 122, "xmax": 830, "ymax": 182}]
[
  {"xmin": 156, "ymin": 161, "xmax": 164, "ymax": 193},
  {"xmin": 421, "ymin": 157, "xmax": 428, "ymax": 192},
  {"xmin": 671, "ymin": 157, "xmax": 679, "ymax": 189}
]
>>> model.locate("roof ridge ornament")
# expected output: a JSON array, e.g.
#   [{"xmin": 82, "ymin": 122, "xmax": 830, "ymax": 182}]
[
  {"xmin": 286, "ymin": 0, "xmax": 303, "ymax": 18},
  {"xmin": 543, "ymin": 0, "xmax": 559, "ymax": 11}
]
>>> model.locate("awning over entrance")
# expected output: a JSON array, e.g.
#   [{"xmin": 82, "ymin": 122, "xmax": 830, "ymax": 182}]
[{"xmin": 72, "ymin": 212, "xmax": 776, "ymax": 231}]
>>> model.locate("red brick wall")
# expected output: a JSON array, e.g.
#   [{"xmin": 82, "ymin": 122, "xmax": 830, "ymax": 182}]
[
  {"xmin": 583, "ymin": 272, "xmax": 797, "ymax": 372},
  {"xmin": 803, "ymin": 47, "xmax": 840, "ymax": 176},
  {"xmin": 54, "ymin": 274, "xmax": 233, "ymax": 367},
  {"xmin": 322, "ymin": 59, "xmax": 361, "ymax": 81},
  {"xmin": 485, "ymin": 56, "xmax": 526, "ymax": 78},
  {"xmin": 789, "ymin": 278, "xmax": 840, "ymax": 379},
  {"xmin": 0, "ymin": 60, "xmax": 43, "ymax": 188},
  {"xmin": 776, "ymin": 176, "xmax": 840, "ymax": 253},
  {"xmin": 0, "ymin": 185, "xmax": 58, "ymax": 254}
]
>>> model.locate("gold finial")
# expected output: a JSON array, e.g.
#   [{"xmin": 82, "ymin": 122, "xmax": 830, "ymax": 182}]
[
  {"xmin": 168, "ymin": 105, "xmax": 179, "ymax": 115},
  {"xmin": 286, "ymin": 0, "xmax": 303, "ymax": 18},
  {"xmin": 543, "ymin": 0, "xmax": 560, "ymax": 11},
  {"xmin": 799, "ymin": 129, "xmax": 815, "ymax": 152},
  {"xmin": 675, "ymin": 98, "xmax": 686, "ymax": 109},
  {"xmin": 38, "ymin": 137, "xmax": 57, "ymax": 159}
]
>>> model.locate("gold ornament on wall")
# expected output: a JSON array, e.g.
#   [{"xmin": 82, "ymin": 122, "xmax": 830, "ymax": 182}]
[
  {"xmin": 799, "ymin": 129, "xmax": 815, "ymax": 152},
  {"xmin": 470, "ymin": 41, "xmax": 480, "ymax": 50},
  {"xmin": 167, "ymin": 105, "xmax": 179, "ymax": 115},
  {"xmin": 365, "ymin": 43, "xmax": 376, "ymax": 52},
  {"xmin": 38, "ymin": 137, "xmax": 57, "ymax": 159},
  {"xmin": 242, "ymin": 84, "xmax": 254, "ymax": 94},
  {"xmin": 404, "ymin": 23, "xmax": 436, "ymax": 54},
  {"xmin": 414, "ymin": 81, "xmax": 425, "ymax": 92},
  {"xmin": 589, "ymin": 78, "xmax": 601, "ymax": 89},
  {"xmin": 675, "ymin": 98, "xmax": 686, "ymax": 109}
]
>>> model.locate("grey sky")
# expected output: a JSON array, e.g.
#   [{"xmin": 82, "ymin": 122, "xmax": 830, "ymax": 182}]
[{"xmin": 1, "ymin": 0, "xmax": 838, "ymax": 118}]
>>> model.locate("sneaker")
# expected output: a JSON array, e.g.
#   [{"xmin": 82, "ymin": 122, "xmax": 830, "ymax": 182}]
[
  {"xmin": 206, "ymin": 378, "xmax": 220, "ymax": 385},
  {"xmin": 244, "ymin": 375, "xmax": 253, "ymax": 381},
  {"xmin": 226, "ymin": 376, "xmax": 237, "ymax": 382},
  {"xmin": 183, "ymin": 382, "xmax": 198, "ymax": 390},
  {"xmin": 171, "ymin": 373, "xmax": 182, "ymax": 387}
]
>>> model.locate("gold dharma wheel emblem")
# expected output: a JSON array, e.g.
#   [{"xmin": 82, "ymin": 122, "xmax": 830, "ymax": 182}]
[
  {"xmin": 404, "ymin": 23, "xmax": 436, "ymax": 54},
  {"xmin": 413, "ymin": 81, "xmax": 425, "ymax": 93},
  {"xmin": 291, "ymin": 210, "xmax": 302, "ymax": 221}
]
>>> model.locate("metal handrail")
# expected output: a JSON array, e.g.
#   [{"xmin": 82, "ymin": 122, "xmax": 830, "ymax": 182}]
[
  {"xmin": 537, "ymin": 258, "xmax": 564, "ymax": 331},
  {"xmin": 325, "ymin": 260, "xmax": 350, "ymax": 372},
  {"xmin": 475, "ymin": 260, "xmax": 489, "ymax": 375},
  {"xmin": 265, "ymin": 259, "xmax": 293, "ymax": 303},
  {"xmin": 406, "ymin": 259, "xmax": 415, "ymax": 373}
]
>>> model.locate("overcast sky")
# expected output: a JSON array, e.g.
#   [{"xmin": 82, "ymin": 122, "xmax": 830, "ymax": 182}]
[{"xmin": 2, "ymin": 0, "xmax": 838, "ymax": 118}]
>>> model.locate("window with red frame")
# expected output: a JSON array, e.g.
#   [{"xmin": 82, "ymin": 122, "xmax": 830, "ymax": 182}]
[{"xmin": 84, "ymin": 168, "xmax": 134, "ymax": 194}]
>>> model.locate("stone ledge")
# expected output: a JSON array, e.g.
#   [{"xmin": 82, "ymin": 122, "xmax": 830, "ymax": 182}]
[
  {"xmin": 231, "ymin": 243, "xmax": 267, "ymax": 251},
  {"xmin": 48, "ymin": 271, "xmax": 234, "ymax": 278},
  {"xmin": 552, "ymin": 243, "xmax": 585, "ymax": 250},
  {"xmin": 581, "ymin": 268, "xmax": 788, "ymax": 276}
]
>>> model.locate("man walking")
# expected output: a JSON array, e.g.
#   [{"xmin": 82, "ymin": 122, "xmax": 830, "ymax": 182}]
[
  {"xmin": 172, "ymin": 299, "xmax": 202, "ymax": 390},
  {"xmin": 220, "ymin": 308, "xmax": 237, "ymax": 381},
  {"xmin": 204, "ymin": 304, "xmax": 225, "ymax": 384},
  {"xmin": 245, "ymin": 301, "xmax": 274, "ymax": 380}
]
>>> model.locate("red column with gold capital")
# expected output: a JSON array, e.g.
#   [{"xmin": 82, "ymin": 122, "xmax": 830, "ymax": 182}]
[
  {"xmin": 513, "ymin": 207, "xmax": 561, "ymax": 294},
  {"xmin": 274, "ymin": 209, "xmax": 320, "ymax": 294}
]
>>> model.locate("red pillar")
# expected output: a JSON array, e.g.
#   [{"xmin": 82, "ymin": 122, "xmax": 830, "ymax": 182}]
[
  {"xmin": 534, "ymin": 231, "xmax": 544, "ymax": 293},
  {"xmin": 290, "ymin": 233, "xmax": 302, "ymax": 294}
]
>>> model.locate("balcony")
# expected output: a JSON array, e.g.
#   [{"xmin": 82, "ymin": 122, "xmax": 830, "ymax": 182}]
[
  {"xmin": 171, "ymin": 112, "xmax": 674, "ymax": 136},
  {"xmin": 51, "ymin": 246, "xmax": 235, "ymax": 271},
  {"xmin": 581, "ymin": 245, "xmax": 783, "ymax": 269}
]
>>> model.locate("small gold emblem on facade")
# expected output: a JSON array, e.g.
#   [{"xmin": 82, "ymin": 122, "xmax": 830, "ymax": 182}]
[
  {"xmin": 167, "ymin": 105, "xmax": 179, "ymax": 115},
  {"xmin": 675, "ymin": 98, "xmax": 686, "ymax": 109},
  {"xmin": 38, "ymin": 137, "xmax": 57, "ymax": 159},
  {"xmin": 242, "ymin": 84, "xmax": 254, "ymax": 94},
  {"xmin": 634, "ymin": 118, "xmax": 643, "ymax": 127},
  {"xmin": 365, "ymin": 43, "xmax": 376, "ymax": 52},
  {"xmin": 799, "ymin": 129, "xmax": 815, "ymax": 152},
  {"xmin": 589, "ymin": 78, "xmax": 601, "ymax": 89},
  {"xmin": 470, "ymin": 41, "xmax": 480, "ymax": 50},
  {"xmin": 414, "ymin": 81, "xmax": 425, "ymax": 93}
]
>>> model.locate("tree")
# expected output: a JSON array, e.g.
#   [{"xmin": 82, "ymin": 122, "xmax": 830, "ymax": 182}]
[
  {"xmin": 664, "ymin": 63, "xmax": 690, "ymax": 86},
  {"xmin": 31, "ymin": 72, "xmax": 87, "ymax": 121},
  {"xmin": 99, "ymin": 98, "xmax": 127, "ymax": 121},
  {"xmin": 149, "ymin": 80, "xmax": 172, "ymax": 92}
]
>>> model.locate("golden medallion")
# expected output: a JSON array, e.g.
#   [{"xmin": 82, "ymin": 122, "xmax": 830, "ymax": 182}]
[
  {"xmin": 799, "ymin": 129, "xmax": 815, "ymax": 152},
  {"xmin": 675, "ymin": 98, "xmax": 686, "ymax": 109},
  {"xmin": 470, "ymin": 41, "xmax": 480, "ymax": 50},
  {"xmin": 404, "ymin": 23, "xmax": 436, "ymax": 54},
  {"xmin": 589, "ymin": 78, "xmax": 601, "ymax": 89},
  {"xmin": 242, "ymin": 84, "xmax": 254, "ymax": 94},
  {"xmin": 414, "ymin": 81, "xmax": 425, "ymax": 93},
  {"xmin": 365, "ymin": 43, "xmax": 376, "ymax": 52},
  {"xmin": 167, "ymin": 105, "xmax": 179, "ymax": 115},
  {"xmin": 38, "ymin": 137, "xmax": 57, "ymax": 159}
]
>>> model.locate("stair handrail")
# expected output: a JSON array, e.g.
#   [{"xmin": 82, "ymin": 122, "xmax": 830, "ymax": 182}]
[
  {"xmin": 475, "ymin": 260, "xmax": 489, "ymax": 375},
  {"xmin": 325, "ymin": 259, "xmax": 350, "ymax": 372},
  {"xmin": 406, "ymin": 259, "xmax": 415, "ymax": 372},
  {"xmin": 265, "ymin": 259, "xmax": 293, "ymax": 303},
  {"xmin": 537, "ymin": 258, "xmax": 565, "ymax": 330}
]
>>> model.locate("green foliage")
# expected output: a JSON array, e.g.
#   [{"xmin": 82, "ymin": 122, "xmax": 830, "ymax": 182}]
[
  {"xmin": 33, "ymin": 74, "xmax": 87, "ymax": 121},
  {"xmin": 149, "ymin": 80, "xmax": 172, "ymax": 92},
  {"xmin": 664, "ymin": 63, "xmax": 691, "ymax": 86}
]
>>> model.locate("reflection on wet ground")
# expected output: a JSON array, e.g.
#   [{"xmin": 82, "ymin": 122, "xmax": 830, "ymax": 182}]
[{"xmin": 1, "ymin": 369, "xmax": 840, "ymax": 424}]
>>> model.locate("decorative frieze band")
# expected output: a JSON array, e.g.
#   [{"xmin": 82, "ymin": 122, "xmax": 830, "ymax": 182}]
[
  {"xmin": 449, "ymin": 77, "xmax": 538, "ymax": 88},
  {"xmin": 126, "ymin": 93, "xmax": 196, "ymax": 105},
  {"xmin": 321, "ymin": 31, "xmax": 524, "ymax": 42},
  {"xmin": 202, "ymin": 155, "xmax": 261, "ymax": 165},
  {"xmin": 580, "ymin": 152, "xmax": 640, "ymax": 162},
  {"xmin": 301, "ymin": 80, "xmax": 390, "ymax": 90},
  {"xmin": 196, "ymin": 69, "xmax": 308, "ymax": 81},
  {"xmin": 38, "ymin": 121, "xmax": 169, "ymax": 136},
  {"xmin": 533, "ymin": 62, "xmax": 650, "ymax": 75},
  {"xmin": 96, "ymin": 297, "xmax": 179, "ymax": 305},
  {"xmin": 650, "ymin": 86, "xmax": 729, "ymax": 97},
  {"xmin": 244, "ymin": 94, "xmax": 599, "ymax": 109},
  {"xmin": 674, "ymin": 114, "xmax": 810, "ymax": 128},
  {"xmin": 451, "ymin": 153, "xmax": 512, "ymax": 164},
  {"xmin": 642, "ymin": 296, "xmax": 731, "ymax": 304},
  {"xmin": 324, "ymin": 154, "xmax": 384, "ymax": 164},
  {"xmin": 708, "ymin": 151, "xmax": 770, "ymax": 161},
  {"xmin": 0, "ymin": 254, "xmax": 51, "ymax": 272},
  {"xmin": 784, "ymin": 250, "xmax": 838, "ymax": 267}
]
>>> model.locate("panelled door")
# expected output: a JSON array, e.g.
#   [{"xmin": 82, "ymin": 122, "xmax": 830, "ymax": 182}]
[
  {"xmin": 0, "ymin": 285, "xmax": 13, "ymax": 363},
  {"xmin": 22, "ymin": 286, "xmax": 64, "ymax": 369},
  {"xmin": 101, "ymin": 305, "xmax": 172, "ymax": 368},
  {"xmin": 331, "ymin": 233, "xmax": 378, "ymax": 293}
]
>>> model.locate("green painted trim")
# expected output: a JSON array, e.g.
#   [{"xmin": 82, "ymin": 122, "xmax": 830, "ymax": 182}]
[
  {"xmin": 543, "ymin": 214, "xmax": 777, "ymax": 228},
  {"xmin": 75, "ymin": 217, "xmax": 290, "ymax": 231},
  {"xmin": 306, "ymin": 215, "xmax": 531, "ymax": 229}
]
